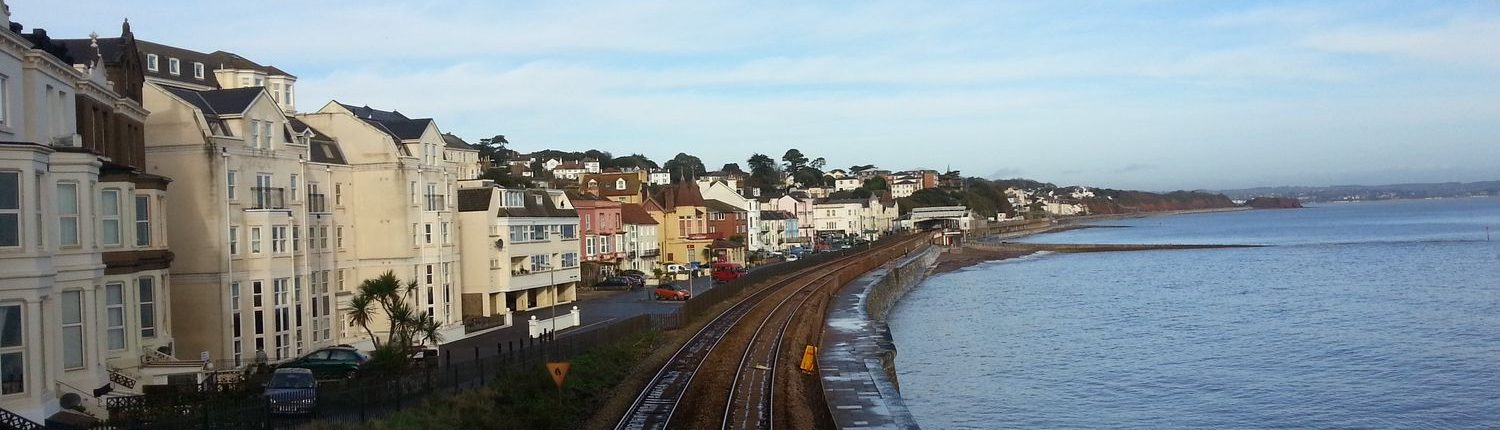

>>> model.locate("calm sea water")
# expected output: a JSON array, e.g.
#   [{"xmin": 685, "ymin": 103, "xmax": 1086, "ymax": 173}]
[{"xmin": 889, "ymin": 198, "xmax": 1500, "ymax": 429}]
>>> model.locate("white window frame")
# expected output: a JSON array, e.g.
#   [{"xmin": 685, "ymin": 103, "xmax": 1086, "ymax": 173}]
[
  {"xmin": 146, "ymin": 54, "xmax": 158, "ymax": 72},
  {"xmin": 289, "ymin": 174, "xmax": 299, "ymax": 202},
  {"xmin": 60, "ymin": 291, "xmax": 84, "ymax": 370},
  {"xmin": 227, "ymin": 170, "xmax": 237, "ymax": 201},
  {"xmin": 100, "ymin": 189, "xmax": 122, "ymax": 247},
  {"xmin": 0, "ymin": 304, "xmax": 24, "ymax": 394},
  {"xmin": 250, "ymin": 227, "xmax": 262, "ymax": 254},
  {"xmin": 105, "ymin": 283, "xmax": 126, "ymax": 351},
  {"xmin": 57, "ymin": 182, "xmax": 79, "ymax": 247},
  {"xmin": 193, "ymin": 62, "xmax": 205, "ymax": 79},
  {"xmin": 229, "ymin": 226, "xmax": 239, "ymax": 255},
  {"xmin": 272, "ymin": 225, "xmax": 287, "ymax": 253},
  {"xmin": 139, "ymin": 277, "xmax": 156, "ymax": 338},
  {"xmin": 135, "ymin": 194, "xmax": 151, "ymax": 247},
  {"xmin": 168, "ymin": 58, "xmax": 180, "ymax": 76}
]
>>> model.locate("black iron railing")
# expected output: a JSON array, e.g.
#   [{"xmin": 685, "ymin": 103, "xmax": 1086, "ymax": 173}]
[
  {"xmin": 306, "ymin": 193, "xmax": 327, "ymax": 213},
  {"xmin": 0, "ymin": 406, "xmax": 42, "ymax": 430},
  {"xmin": 250, "ymin": 187, "xmax": 285, "ymax": 210}
]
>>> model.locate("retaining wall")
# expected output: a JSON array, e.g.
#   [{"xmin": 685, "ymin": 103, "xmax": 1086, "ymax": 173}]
[{"xmin": 819, "ymin": 244, "xmax": 941, "ymax": 430}]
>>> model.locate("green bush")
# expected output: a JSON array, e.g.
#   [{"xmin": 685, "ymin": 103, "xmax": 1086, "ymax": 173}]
[{"xmin": 322, "ymin": 330, "xmax": 663, "ymax": 430}]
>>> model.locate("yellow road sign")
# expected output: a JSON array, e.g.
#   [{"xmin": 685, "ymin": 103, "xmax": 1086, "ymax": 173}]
[
  {"xmin": 547, "ymin": 362, "xmax": 571, "ymax": 389},
  {"xmin": 800, "ymin": 345, "xmax": 817, "ymax": 374}
]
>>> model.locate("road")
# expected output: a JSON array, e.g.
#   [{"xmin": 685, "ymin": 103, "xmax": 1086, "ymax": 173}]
[{"xmin": 438, "ymin": 275, "xmax": 726, "ymax": 364}]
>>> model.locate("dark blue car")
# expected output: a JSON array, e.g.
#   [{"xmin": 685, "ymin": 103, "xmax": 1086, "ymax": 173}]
[{"xmin": 265, "ymin": 368, "xmax": 318, "ymax": 415}]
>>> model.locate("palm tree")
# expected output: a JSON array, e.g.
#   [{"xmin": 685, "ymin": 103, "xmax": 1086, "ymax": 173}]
[{"xmin": 347, "ymin": 294, "xmax": 379, "ymax": 349}]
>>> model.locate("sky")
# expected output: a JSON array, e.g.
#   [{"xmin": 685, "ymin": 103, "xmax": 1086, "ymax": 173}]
[{"xmin": 16, "ymin": 0, "xmax": 1500, "ymax": 191}]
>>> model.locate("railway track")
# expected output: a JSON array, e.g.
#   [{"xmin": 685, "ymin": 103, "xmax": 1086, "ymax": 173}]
[{"xmin": 614, "ymin": 234, "xmax": 924, "ymax": 430}]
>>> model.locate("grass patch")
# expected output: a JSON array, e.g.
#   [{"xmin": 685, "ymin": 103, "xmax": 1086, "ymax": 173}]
[{"xmin": 312, "ymin": 330, "xmax": 664, "ymax": 430}]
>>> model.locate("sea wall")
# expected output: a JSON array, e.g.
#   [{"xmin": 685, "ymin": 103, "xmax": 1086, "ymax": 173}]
[{"xmin": 820, "ymin": 244, "xmax": 941, "ymax": 430}]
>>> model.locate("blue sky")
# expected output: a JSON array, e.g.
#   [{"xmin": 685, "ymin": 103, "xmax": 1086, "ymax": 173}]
[{"xmin": 18, "ymin": 0, "xmax": 1500, "ymax": 190}]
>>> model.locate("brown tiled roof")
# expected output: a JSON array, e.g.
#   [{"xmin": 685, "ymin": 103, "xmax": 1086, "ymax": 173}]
[
  {"xmin": 659, "ymin": 182, "xmax": 704, "ymax": 209},
  {"xmin": 620, "ymin": 203, "xmax": 658, "ymax": 225},
  {"xmin": 581, "ymin": 172, "xmax": 643, "ymax": 197}
]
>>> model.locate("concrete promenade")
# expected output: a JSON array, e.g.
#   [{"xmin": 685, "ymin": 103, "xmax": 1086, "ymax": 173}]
[{"xmin": 818, "ymin": 246, "xmax": 937, "ymax": 430}]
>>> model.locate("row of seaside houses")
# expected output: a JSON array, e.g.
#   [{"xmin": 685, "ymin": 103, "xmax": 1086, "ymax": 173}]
[{"xmin": 0, "ymin": 4, "xmax": 901, "ymax": 424}]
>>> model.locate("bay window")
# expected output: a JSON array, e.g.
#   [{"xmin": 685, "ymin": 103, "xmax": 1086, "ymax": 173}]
[
  {"xmin": 61, "ymin": 292, "xmax": 83, "ymax": 369},
  {"xmin": 0, "ymin": 304, "xmax": 23, "ymax": 394},
  {"xmin": 135, "ymin": 195, "xmax": 151, "ymax": 247},
  {"xmin": 1, "ymin": 172, "xmax": 20, "ymax": 247},
  {"xmin": 106, "ymin": 283, "xmax": 125, "ymax": 351},
  {"xmin": 139, "ymin": 277, "xmax": 156, "ymax": 338}
]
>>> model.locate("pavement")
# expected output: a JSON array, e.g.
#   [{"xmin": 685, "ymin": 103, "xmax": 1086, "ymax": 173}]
[
  {"xmin": 438, "ymin": 275, "xmax": 726, "ymax": 364},
  {"xmin": 818, "ymin": 247, "xmax": 934, "ymax": 430}
]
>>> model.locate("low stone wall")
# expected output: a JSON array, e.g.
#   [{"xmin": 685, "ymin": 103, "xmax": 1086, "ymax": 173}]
[{"xmin": 864, "ymin": 246, "xmax": 942, "ymax": 389}]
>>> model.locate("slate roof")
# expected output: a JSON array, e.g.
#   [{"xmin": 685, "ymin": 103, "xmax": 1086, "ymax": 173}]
[
  {"xmin": 290, "ymin": 118, "xmax": 347, "ymax": 165},
  {"xmin": 456, "ymin": 188, "xmax": 492, "ymax": 212},
  {"xmin": 442, "ymin": 133, "xmax": 475, "ymax": 150},
  {"xmin": 761, "ymin": 210, "xmax": 794, "ymax": 221},
  {"xmin": 119, "ymin": 40, "xmax": 294, "ymax": 89},
  {"xmin": 457, "ymin": 187, "xmax": 577, "ymax": 217},
  {"xmin": 820, "ymin": 198, "xmax": 872, "ymax": 207},
  {"xmin": 704, "ymin": 199, "xmax": 743, "ymax": 213},
  {"xmin": 620, "ymin": 203, "xmax": 658, "ymax": 225},
  {"xmin": 338, "ymin": 103, "xmax": 433, "ymax": 141},
  {"xmin": 164, "ymin": 86, "xmax": 262, "ymax": 117}
]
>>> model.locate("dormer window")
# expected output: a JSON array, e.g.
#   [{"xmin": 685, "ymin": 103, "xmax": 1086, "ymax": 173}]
[
  {"xmin": 587, "ymin": 180, "xmax": 597, "ymax": 189},
  {"xmin": 616, "ymin": 179, "xmax": 627, "ymax": 190},
  {"xmin": 193, "ymin": 63, "xmax": 205, "ymax": 79},
  {"xmin": 146, "ymin": 54, "xmax": 158, "ymax": 72},
  {"xmin": 168, "ymin": 58, "xmax": 180, "ymax": 76}
]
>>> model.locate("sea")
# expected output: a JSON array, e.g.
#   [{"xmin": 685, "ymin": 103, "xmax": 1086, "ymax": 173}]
[{"xmin": 888, "ymin": 197, "xmax": 1500, "ymax": 429}]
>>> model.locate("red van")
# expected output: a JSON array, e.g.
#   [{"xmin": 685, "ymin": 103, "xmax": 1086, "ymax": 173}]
[{"xmin": 711, "ymin": 262, "xmax": 746, "ymax": 283}]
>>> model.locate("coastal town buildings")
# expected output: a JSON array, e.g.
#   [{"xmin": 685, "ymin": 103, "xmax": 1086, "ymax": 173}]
[
  {"xmin": 441, "ymin": 133, "xmax": 482, "ymax": 180},
  {"xmin": 697, "ymin": 179, "xmax": 761, "ymax": 252},
  {"xmin": 833, "ymin": 177, "xmax": 861, "ymax": 192},
  {"xmin": 294, "ymin": 102, "xmax": 471, "ymax": 344},
  {"xmin": 0, "ymin": 12, "xmax": 209, "ymax": 421},
  {"xmin": 569, "ymin": 191, "xmax": 624, "ymax": 282},
  {"xmin": 456, "ymin": 184, "xmax": 580, "ymax": 317},
  {"xmin": 580, "ymin": 170, "xmax": 647, "ymax": 205},
  {"xmin": 647, "ymin": 169, "xmax": 670, "ymax": 186},
  {"xmin": 757, "ymin": 211, "xmax": 799, "ymax": 252},
  {"xmin": 653, "ymin": 182, "xmax": 713, "ymax": 266},
  {"xmin": 620, "ymin": 202, "xmax": 660, "ymax": 274},
  {"xmin": 131, "ymin": 36, "xmax": 348, "ymax": 371}
]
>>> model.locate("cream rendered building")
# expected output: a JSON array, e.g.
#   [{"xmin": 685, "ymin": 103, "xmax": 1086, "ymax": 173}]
[
  {"xmin": 132, "ymin": 39, "xmax": 345, "ymax": 369},
  {"xmin": 456, "ymin": 184, "xmax": 580, "ymax": 317},
  {"xmin": 0, "ymin": 12, "xmax": 197, "ymax": 422},
  {"xmin": 294, "ymin": 102, "xmax": 464, "ymax": 344}
]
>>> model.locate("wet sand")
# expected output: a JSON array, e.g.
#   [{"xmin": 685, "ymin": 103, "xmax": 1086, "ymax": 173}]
[{"xmin": 932, "ymin": 247, "xmax": 1034, "ymax": 274}]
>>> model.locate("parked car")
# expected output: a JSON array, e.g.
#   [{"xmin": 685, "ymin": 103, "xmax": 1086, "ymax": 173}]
[
  {"xmin": 785, "ymin": 253, "xmax": 800, "ymax": 262},
  {"xmin": 711, "ymin": 262, "xmax": 747, "ymax": 283},
  {"xmin": 278, "ymin": 346, "xmax": 369, "ymax": 380},
  {"xmin": 264, "ymin": 368, "xmax": 318, "ymax": 415},
  {"xmin": 665, "ymin": 264, "xmax": 690, "ymax": 274},
  {"xmin": 655, "ymin": 284, "xmax": 691, "ymax": 301},
  {"xmin": 618, "ymin": 269, "xmax": 648, "ymax": 284},
  {"xmin": 594, "ymin": 276, "xmax": 635, "ymax": 290}
]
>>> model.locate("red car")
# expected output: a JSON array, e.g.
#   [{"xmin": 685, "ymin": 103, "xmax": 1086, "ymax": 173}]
[
  {"xmin": 655, "ymin": 284, "xmax": 691, "ymax": 301},
  {"xmin": 711, "ymin": 262, "xmax": 746, "ymax": 283}
]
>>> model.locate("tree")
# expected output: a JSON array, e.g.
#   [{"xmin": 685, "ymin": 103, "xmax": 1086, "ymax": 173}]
[
  {"xmin": 746, "ymin": 153, "xmax": 780, "ymax": 192},
  {"xmin": 863, "ymin": 176, "xmax": 888, "ymax": 191},
  {"xmin": 664, "ymin": 153, "xmax": 706, "ymax": 183},
  {"xmin": 849, "ymin": 164, "xmax": 875, "ymax": 174},
  {"xmin": 810, "ymin": 157, "xmax": 826, "ymax": 171},
  {"xmin": 792, "ymin": 166, "xmax": 824, "ymax": 189},
  {"xmin": 475, "ymin": 135, "xmax": 516, "ymax": 163},
  {"xmin": 851, "ymin": 188, "xmax": 873, "ymax": 199},
  {"xmin": 719, "ymin": 163, "xmax": 747, "ymax": 175},
  {"xmin": 347, "ymin": 271, "xmax": 443, "ymax": 371},
  {"xmin": 608, "ymin": 154, "xmax": 659, "ymax": 171},
  {"xmin": 781, "ymin": 149, "xmax": 808, "ymax": 173},
  {"xmin": 479, "ymin": 168, "xmax": 532, "ymax": 188},
  {"xmin": 583, "ymin": 149, "xmax": 613, "ymax": 162}
]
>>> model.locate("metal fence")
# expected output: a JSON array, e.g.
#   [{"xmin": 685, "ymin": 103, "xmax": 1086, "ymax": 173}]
[
  {"xmin": 88, "ymin": 234, "xmax": 911, "ymax": 429},
  {"xmin": 94, "ymin": 315, "xmax": 657, "ymax": 429}
]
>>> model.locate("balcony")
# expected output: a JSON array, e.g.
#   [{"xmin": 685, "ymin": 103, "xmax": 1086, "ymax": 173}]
[
  {"xmin": 640, "ymin": 249, "xmax": 659, "ymax": 258},
  {"xmin": 425, "ymin": 194, "xmax": 447, "ymax": 211},
  {"xmin": 250, "ymin": 187, "xmax": 286, "ymax": 210},
  {"xmin": 504, "ymin": 267, "xmax": 580, "ymax": 292},
  {"xmin": 307, "ymin": 193, "xmax": 328, "ymax": 213}
]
